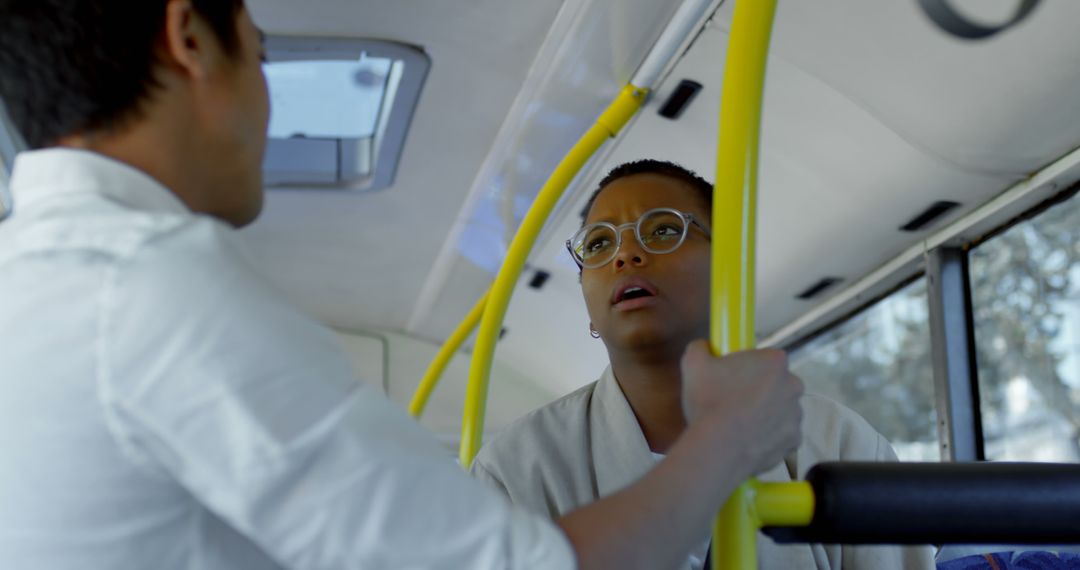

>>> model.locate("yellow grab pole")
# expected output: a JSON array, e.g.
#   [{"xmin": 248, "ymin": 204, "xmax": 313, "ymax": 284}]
[
  {"xmin": 459, "ymin": 85, "xmax": 648, "ymax": 467},
  {"xmin": 717, "ymin": 481, "xmax": 760, "ymax": 570},
  {"xmin": 710, "ymin": 0, "xmax": 779, "ymax": 568},
  {"xmin": 716, "ymin": 481, "xmax": 815, "ymax": 569},
  {"xmin": 710, "ymin": 0, "xmax": 777, "ymax": 354},
  {"xmin": 409, "ymin": 291, "xmax": 490, "ymax": 417},
  {"xmin": 754, "ymin": 482, "xmax": 814, "ymax": 527}
]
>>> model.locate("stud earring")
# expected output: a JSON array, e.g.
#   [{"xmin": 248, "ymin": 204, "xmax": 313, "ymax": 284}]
[{"xmin": 589, "ymin": 324, "xmax": 601, "ymax": 339}]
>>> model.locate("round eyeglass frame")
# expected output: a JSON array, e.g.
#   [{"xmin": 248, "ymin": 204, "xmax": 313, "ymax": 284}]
[{"xmin": 565, "ymin": 207, "xmax": 711, "ymax": 269}]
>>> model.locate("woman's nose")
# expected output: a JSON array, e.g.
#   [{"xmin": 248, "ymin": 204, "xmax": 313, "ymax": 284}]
[{"xmin": 613, "ymin": 236, "xmax": 647, "ymax": 269}]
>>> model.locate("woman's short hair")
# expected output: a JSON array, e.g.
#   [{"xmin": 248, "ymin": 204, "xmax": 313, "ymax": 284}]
[{"xmin": 581, "ymin": 159, "xmax": 713, "ymax": 224}]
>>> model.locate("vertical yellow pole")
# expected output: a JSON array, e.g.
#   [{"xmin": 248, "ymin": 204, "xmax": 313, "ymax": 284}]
[
  {"xmin": 710, "ymin": 0, "xmax": 779, "ymax": 568},
  {"xmin": 717, "ymin": 481, "xmax": 761, "ymax": 569}
]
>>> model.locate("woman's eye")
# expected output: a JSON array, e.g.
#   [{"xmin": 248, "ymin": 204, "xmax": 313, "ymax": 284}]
[
  {"xmin": 585, "ymin": 238, "xmax": 611, "ymax": 255},
  {"xmin": 650, "ymin": 225, "xmax": 681, "ymax": 239}
]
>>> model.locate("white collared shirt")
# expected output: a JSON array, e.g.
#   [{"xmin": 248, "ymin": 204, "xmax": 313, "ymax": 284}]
[{"xmin": 0, "ymin": 148, "xmax": 575, "ymax": 570}]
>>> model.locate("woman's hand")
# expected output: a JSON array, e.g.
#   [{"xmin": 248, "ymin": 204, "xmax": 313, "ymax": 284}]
[{"xmin": 680, "ymin": 341, "xmax": 804, "ymax": 476}]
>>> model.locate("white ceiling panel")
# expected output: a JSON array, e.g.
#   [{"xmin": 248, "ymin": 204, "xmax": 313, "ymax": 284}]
[
  {"xmin": 758, "ymin": 0, "xmax": 1080, "ymax": 176},
  {"xmin": 240, "ymin": 0, "xmax": 566, "ymax": 329},
  {"xmin": 404, "ymin": 0, "xmax": 699, "ymax": 340},
  {"xmin": 237, "ymin": 0, "xmax": 1080, "ymax": 400},
  {"xmin": 493, "ymin": 0, "xmax": 1080, "ymax": 391}
]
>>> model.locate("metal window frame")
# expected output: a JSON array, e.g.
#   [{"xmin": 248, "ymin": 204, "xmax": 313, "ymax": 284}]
[
  {"xmin": 770, "ymin": 146, "xmax": 1080, "ymax": 463},
  {"xmin": 262, "ymin": 37, "xmax": 430, "ymax": 192},
  {"xmin": 764, "ymin": 146, "xmax": 1080, "ymax": 350},
  {"xmin": 927, "ymin": 247, "xmax": 984, "ymax": 462}
]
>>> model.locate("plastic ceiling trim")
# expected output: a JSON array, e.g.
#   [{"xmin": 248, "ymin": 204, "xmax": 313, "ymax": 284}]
[
  {"xmin": 404, "ymin": 0, "xmax": 599, "ymax": 333},
  {"xmin": 762, "ymin": 142, "xmax": 1080, "ymax": 350}
]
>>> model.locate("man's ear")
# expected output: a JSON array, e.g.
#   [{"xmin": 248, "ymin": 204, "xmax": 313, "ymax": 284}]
[{"xmin": 160, "ymin": 0, "xmax": 217, "ymax": 80}]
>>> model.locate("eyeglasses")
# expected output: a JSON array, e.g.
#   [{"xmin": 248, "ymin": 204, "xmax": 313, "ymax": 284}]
[{"xmin": 566, "ymin": 207, "xmax": 711, "ymax": 269}]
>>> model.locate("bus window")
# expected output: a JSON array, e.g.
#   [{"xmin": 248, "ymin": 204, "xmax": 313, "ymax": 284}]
[
  {"xmin": 971, "ymin": 192, "xmax": 1080, "ymax": 463},
  {"xmin": 790, "ymin": 279, "xmax": 940, "ymax": 462}
]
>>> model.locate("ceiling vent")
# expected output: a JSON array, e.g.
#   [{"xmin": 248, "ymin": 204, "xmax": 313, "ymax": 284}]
[
  {"xmin": 796, "ymin": 277, "xmax": 843, "ymax": 300},
  {"xmin": 899, "ymin": 200, "xmax": 960, "ymax": 232},
  {"xmin": 262, "ymin": 37, "xmax": 430, "ymax": 192},
  {"xmin": 658, "ymin": 79, "xmax": 703, "ymax": 120},
  {"xmin": 528, "ymin": 269, "xmax": 551, "ymax": 290}
]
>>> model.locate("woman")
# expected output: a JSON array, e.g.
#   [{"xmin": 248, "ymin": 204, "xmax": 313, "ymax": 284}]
[{"xmin": 472, "ymin": 159, "xmax": 935, "ymax": 569}]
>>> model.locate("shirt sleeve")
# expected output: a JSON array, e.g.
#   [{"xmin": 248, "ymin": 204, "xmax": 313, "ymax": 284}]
[{"xmin": 96, "ymin": 219, "xmax": 577, "ymax": 570}]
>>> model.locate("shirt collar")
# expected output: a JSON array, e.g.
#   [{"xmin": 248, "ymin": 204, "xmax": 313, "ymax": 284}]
[
  {"xmin": 590, "ymin": 365, "xmax": 657, "ymax": 497},
  {"xmin": 589, "ymin": 364, "xmax": 796, "ymax": 498},
  {"xmin": 10, "ymin": 148, "xmax": 190, "ymax": 215}
]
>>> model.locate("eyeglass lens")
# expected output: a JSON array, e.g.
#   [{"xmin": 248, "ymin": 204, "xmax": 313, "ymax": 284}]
[{"xmin": 578, "ymin": 210, "xmax": 687, "ymax": 267}]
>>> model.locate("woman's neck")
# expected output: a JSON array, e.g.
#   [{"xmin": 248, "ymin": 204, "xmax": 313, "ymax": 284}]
[{"xmin": 609, "ymin": 347, "xmax": 688, "ymax": 454}]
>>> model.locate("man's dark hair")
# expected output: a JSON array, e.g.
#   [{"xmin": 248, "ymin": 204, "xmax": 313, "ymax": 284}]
[
  {"xmin": 0, "ymin": 0, "xmax": 245, "ymax": 149},
  {"xmin": 581, "ymin": 159, "xmax": 713, "ymax": 224}
]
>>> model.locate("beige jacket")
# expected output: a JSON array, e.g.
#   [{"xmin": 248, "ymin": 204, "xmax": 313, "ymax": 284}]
[{"xmin": 472, "ymin": 366, "xmax": 935, "ymax": 570}]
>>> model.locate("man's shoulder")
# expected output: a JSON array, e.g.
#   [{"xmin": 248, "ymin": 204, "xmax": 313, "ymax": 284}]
[
  {"xmin": 97, "ymin": 209, "xmax": 266, "ymax": 300},
  {"xmin": 4, "ymin": 193, "xmax": 230, "ymax": 267}
]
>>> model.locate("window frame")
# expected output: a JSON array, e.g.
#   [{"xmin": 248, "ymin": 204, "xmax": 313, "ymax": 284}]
[
  {"xmin": 926, "ymin": 247, "xmax": 984, "ymax": 461},
  {"xmin": 779, "ymin": 180, "xmax": 1080, "ymax": 464}
]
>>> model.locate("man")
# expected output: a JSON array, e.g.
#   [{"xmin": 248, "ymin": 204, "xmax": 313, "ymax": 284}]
[{"xmin": 0, "ymin": 1, "xmax": 804, "ymax": 568}]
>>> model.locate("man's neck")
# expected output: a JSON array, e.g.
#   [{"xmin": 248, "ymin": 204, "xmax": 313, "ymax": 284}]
[
  {"xmin": 608, "ymin": 345, "xmax": 689, "ymax": 454},
  {"xmin": 57, "ymin": 97, "xmax": 205, "ymax": 216}
]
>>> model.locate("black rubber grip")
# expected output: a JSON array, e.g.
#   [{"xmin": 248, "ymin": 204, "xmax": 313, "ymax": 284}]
[{"xmin": 764, "ymin": 462, "xmax": 1080, "ymax": 545}]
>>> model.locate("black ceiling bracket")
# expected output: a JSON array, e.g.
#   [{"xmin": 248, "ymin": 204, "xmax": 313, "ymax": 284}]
[{"xmin": 917, "ymin": 0, "xmax": 1041, "ymax": 40}]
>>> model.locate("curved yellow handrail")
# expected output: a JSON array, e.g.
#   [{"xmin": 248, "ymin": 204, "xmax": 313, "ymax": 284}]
[
  {"xmin": 408, "ymin": 291, "xmax": 490, "ymax": 417},
  {"xmin": 458, "ymin": 84, "xmax": 648, "ymax": 467},
  {"xmin": 411, "ymin": 0, "xmax": 716, "ymax": 453}
]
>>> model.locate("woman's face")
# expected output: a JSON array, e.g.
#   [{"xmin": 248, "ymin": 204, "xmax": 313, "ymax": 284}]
[{"xmin": 580, "ymin": 173, "xmax": 712, "ymax": 354}]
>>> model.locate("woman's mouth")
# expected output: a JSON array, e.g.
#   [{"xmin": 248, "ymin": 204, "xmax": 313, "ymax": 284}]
[
  {"xmin": 611, "ymin": 279, "xmax": 659, "ymax": 310},
  {"xmin": 613, "ymin": 295, "xmax": 658, "ymax": 311}
]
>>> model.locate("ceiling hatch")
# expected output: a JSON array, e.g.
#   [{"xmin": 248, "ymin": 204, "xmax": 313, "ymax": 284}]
[{"xmin": 262, "ymin": 37, "xmax": 430, "ymax": 192}]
